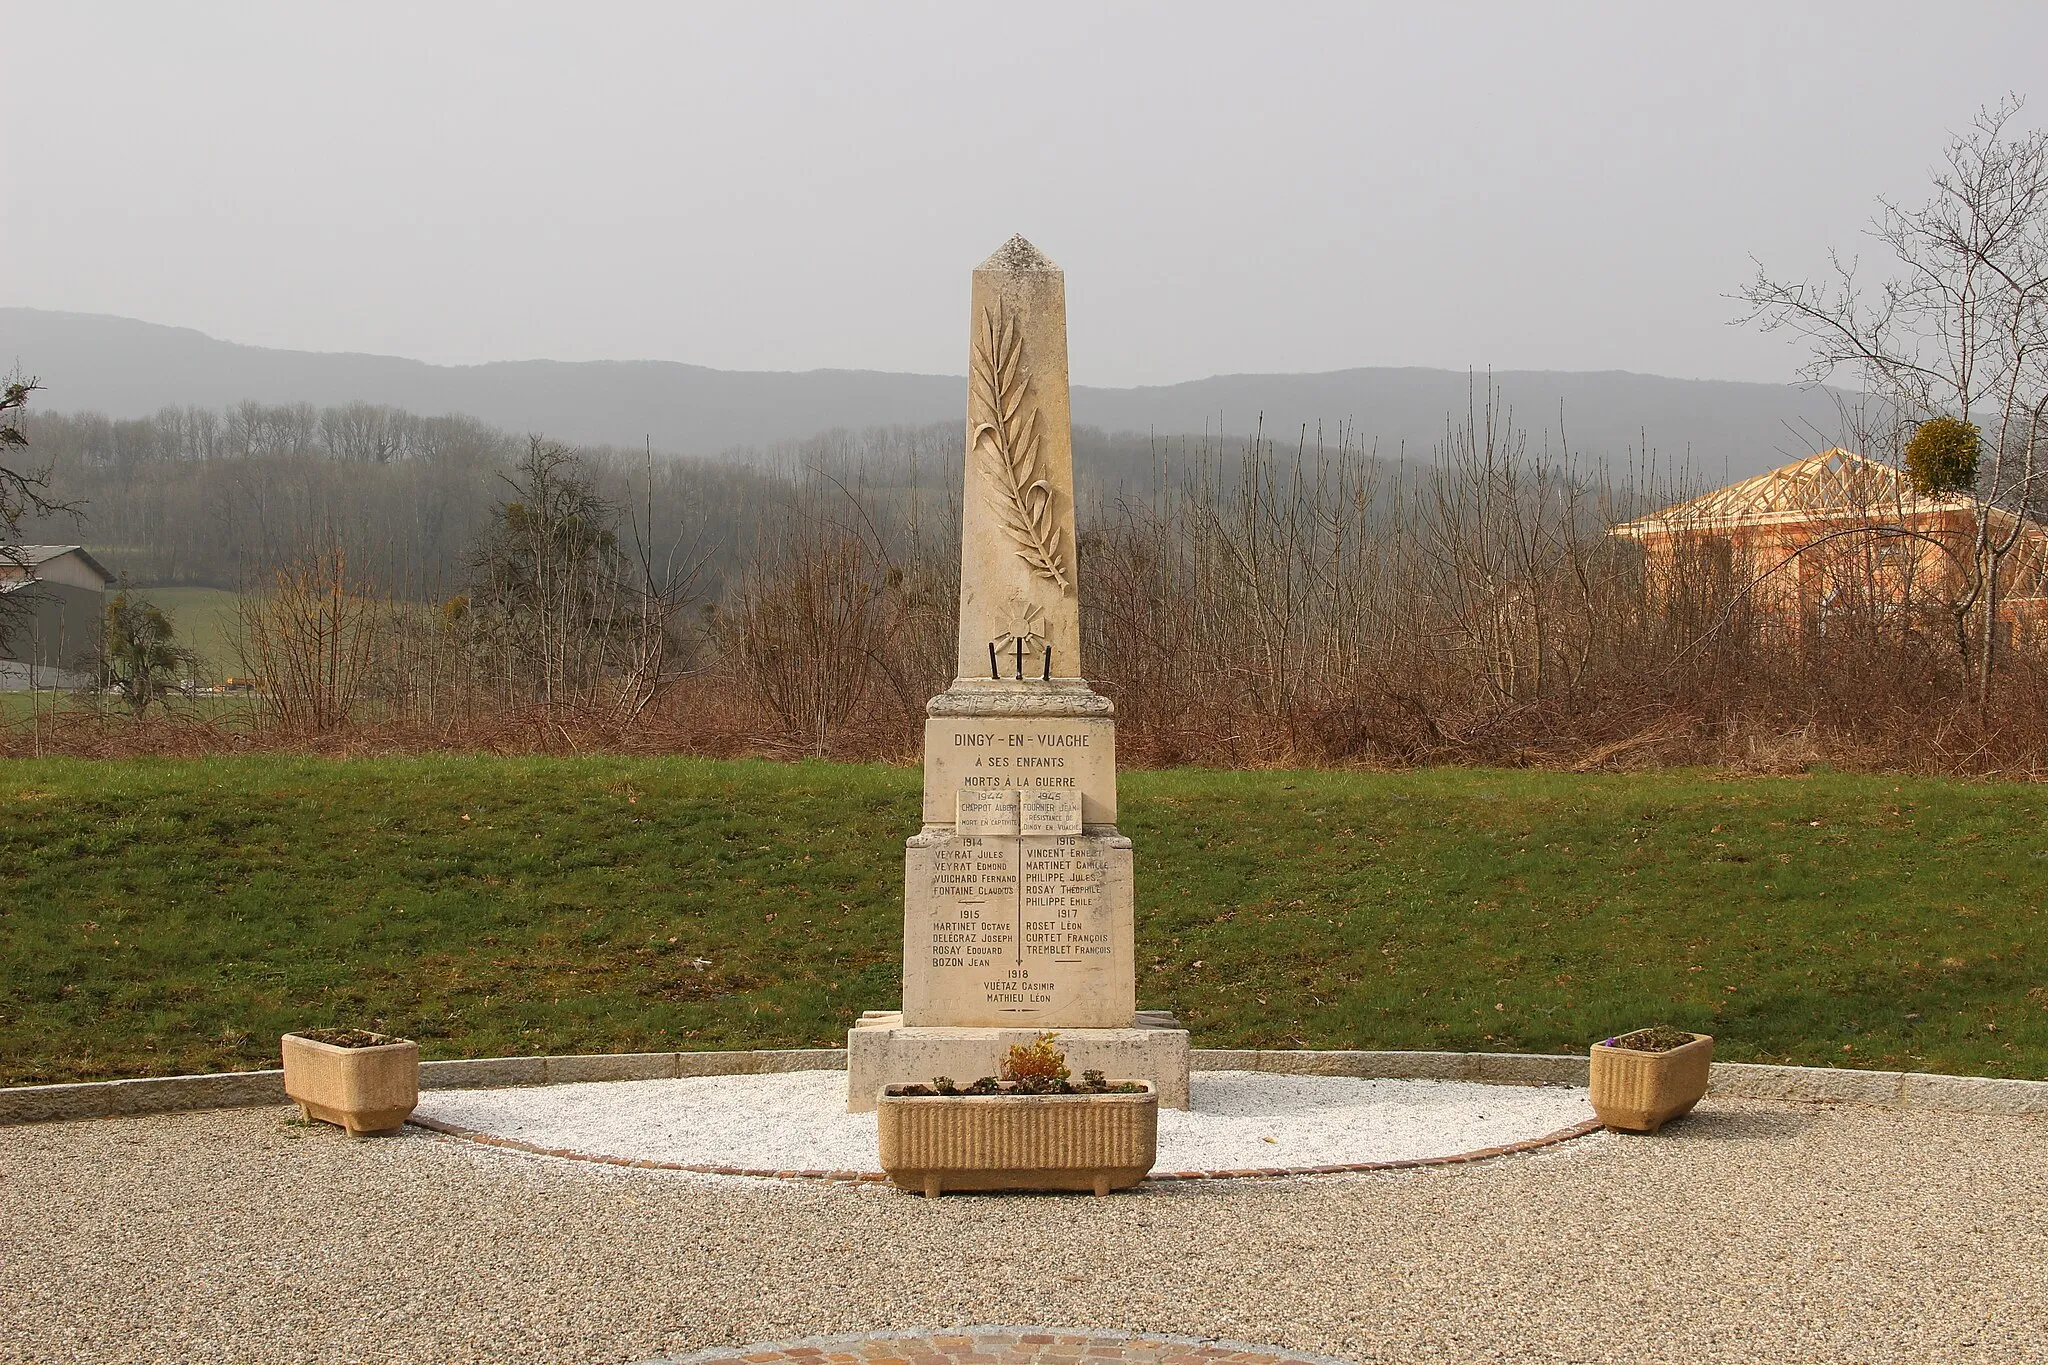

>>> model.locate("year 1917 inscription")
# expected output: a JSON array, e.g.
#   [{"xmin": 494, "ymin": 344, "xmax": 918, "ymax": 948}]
[
  {"xmin": 1020, "ymin": 836, "xmax": 1109, "ymax": 964},
  {"xmin": 905, "ymin": 827, "xmax": 1132, "ymax": 1027}
]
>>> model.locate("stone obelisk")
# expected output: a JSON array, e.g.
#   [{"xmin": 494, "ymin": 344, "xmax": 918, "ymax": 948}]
[{"xmin": 846, "ymin": 236, "xmax": 1191, "ymax": 1111}]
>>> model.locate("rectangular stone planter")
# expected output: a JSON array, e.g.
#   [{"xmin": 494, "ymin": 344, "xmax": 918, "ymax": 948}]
[
  {"xmin": 1589, "ymin": 1032, "xmax": 1713, "ymax": 1133},
  {"xmin": 876, "ymin": 1081, "xmax": 1157, "ymax": 1196},
  {"xmin": 282, "ymin": 1032, "xmax": 419, "ymax": 1137}
]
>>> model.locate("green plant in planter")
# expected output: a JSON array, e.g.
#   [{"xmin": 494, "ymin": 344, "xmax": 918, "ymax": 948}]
[
  {"xmin": 1002, "ymin": 1032, "xmax": 1071, "ymax": 1091},
  {"xmin": 897, "ymin": 1037, "xmax": 1146, "ymax": 1100}
]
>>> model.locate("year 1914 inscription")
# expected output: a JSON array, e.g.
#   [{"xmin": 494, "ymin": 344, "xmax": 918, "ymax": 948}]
[
  {"xmin": 914, "ymin": 830, "xmax": 1119, "ymax": 1021},
  {"xmin": 922, "ymin": 836, "xmax": 1014, "ymax": 970}
]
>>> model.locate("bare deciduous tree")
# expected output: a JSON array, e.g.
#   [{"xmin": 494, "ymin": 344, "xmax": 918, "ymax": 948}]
[
  {"xmin": 1740, "ymin": 97, "xmax": 2048, "ymax": 704},
  {"xmin": 1, "ymin": 374, "xmax": 90, "ymax": 646},
  {"xmin": 459, "ymin": 436, "xmax": 702, "ymax": 718}
]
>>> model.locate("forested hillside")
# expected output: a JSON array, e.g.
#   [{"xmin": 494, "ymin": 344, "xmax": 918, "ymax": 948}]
[{"xmin": 1, "ymin": 307, "xmax": 1850, "ymax": 476}]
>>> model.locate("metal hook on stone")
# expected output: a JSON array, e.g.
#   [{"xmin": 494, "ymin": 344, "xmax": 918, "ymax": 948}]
[
  {"xmin": 1041, "ymin": 646, "xmax": 1051, "ymax": 681},
  {"xmin": 988, "ymin": 642, "xmax": 1000, "ymax": 680}
]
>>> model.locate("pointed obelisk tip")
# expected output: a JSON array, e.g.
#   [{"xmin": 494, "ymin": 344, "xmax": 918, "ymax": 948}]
[{"xmin": 978, "ymin": 234, "xmax": 1060, "ymax": 273}]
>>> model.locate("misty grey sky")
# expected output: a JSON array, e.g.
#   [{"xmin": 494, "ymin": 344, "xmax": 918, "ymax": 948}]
[{"xmin": 6, "ymin": 2, "xmax": 2045, "ymax": 388}]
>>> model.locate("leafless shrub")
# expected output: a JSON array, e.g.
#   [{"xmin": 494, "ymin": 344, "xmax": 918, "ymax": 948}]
[
  {"xmin": 710, "ymin": 461, "xmax": 954, "ymax": 757},
  {"xmin": 232, "ymin": 546, "xmax": 382, "ymax": 734},
  {"xmin": 15, "ymin": 389, "xmax": 2048, "ymax": 775}
]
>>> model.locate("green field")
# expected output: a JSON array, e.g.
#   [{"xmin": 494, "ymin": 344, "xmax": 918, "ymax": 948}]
[
  {"xmin": 136, "ymin": 587, "xmax": 244, "ymax": 678},
  {"xmin": 1, "ymin": 756, "xmax": 2043, "ymax": 1086},
  {"xmin": 0, "ymin": 585, "xmax": 244, "ymax": 723},
  {"xmin": 0, "ymin": 692, "xmax": 262, "ymax": 725}
]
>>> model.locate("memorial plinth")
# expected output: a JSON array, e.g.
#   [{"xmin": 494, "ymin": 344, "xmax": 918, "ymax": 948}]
[{"xmin": 847, "ymin": 237, "xmax": 1190, "ymax": 1113}]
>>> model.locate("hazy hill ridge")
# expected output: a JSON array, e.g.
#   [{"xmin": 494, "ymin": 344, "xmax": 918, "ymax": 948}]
[{"xmin": 2, "ymin": 307, "xmax": 1847, "ymax": 479}]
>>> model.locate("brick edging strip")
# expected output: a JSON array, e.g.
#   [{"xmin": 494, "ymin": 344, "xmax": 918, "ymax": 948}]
[
  {"xmin": 403, "ymin": 1111, "xmax": 1607, "ymax": 1182},
  {"xmin": 647, "ymin": 1326, "xmax": 1365, "ymax": 1365},
  {"xmin": 403, "ymin": 1112, "xmax": 883, "ymax": 1182},
  {"xmin": 6, "ymin": 1046, "xmax": 2046, "ymax": 1126}
]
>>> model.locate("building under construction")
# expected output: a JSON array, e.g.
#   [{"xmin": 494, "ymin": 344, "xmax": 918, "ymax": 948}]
[{"xmin": 1612, "ymin": 448, "xmax": 2048, "ymax": 646}]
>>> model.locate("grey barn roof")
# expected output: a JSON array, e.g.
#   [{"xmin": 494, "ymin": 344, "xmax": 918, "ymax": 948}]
[{"xmin": 0, "ymin": 545, "xmax": 116, "ymax": 585}]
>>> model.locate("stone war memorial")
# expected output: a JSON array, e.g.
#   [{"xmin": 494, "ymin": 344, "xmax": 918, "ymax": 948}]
[{"xmin": 847, "ymin": 236, "xmax": 1191, "ymax": 1111}]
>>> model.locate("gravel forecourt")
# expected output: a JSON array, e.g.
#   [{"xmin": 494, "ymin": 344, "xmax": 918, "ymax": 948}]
[{"xmin": 2, "ymin": 1096, "xmax": 2044, "ymax": 1363}]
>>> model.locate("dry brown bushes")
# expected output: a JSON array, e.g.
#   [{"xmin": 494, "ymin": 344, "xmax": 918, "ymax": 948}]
[{"xmin": 12, "ymin": 400, "xmax": 2048, "ymax": 776}]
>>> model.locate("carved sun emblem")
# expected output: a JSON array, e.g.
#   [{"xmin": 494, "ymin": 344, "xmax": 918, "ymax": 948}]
[{"xmin": 991, "ymin": 600, "xmax": 1046, "ymax": 655}]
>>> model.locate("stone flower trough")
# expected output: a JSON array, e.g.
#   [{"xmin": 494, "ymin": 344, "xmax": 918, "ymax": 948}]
[
  {"xmin": 282, "ymin": 1029, "xmax": 420, "ymax": 1137},
  {"xmin": 876, "ymin": 1079, "xmax": 1158, "ymax": 1196},
  {"xmin": 1589, "ymin": 1029, "xmax": 1713, "ymax": 1133}
]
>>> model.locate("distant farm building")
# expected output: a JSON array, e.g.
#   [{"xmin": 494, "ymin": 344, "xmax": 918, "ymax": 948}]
[
  {"xmin": 1611, "ymin": 449, "xmax": 2048, "ymax": 645},
  {"xmin": 0, "ymin": 545, "xmax": 115, "ymax": 690}
]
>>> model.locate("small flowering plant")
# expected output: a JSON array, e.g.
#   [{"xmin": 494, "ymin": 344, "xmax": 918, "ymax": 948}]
[
  {"xmin": 1002, "ymin": 1032, "xmax": 1071, "ymax": 1091},
  {"xmin": 890, "ymin": 1035, "xmax": 1145, "ymax": 1096}
]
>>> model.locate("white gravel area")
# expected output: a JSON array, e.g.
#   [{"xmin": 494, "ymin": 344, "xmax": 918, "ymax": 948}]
[{"xmin": 412, "ymin": 1069, "xmax": 1596, "ymax": 1172}]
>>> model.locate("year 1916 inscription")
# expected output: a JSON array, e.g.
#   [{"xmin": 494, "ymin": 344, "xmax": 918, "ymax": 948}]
[
  {"xmin": 922, "ymin": 833, "xmax": 1116, "ymax": 1000},
  {"xmin": 1020, "ymin": 835, "xmax": 1109, "ymax": 964},
  {"xmin": 905, "ymin": 826, "xmax": 1133, "ymax": 1027}
]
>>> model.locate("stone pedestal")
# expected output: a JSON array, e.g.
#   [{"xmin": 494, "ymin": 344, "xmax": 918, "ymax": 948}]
[{"xmin": 847, "ymin": 1011, "xmax": 1190, "ymax": 1113}]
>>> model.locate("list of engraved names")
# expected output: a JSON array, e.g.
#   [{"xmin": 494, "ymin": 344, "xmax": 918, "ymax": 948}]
[{"xmin": 924, "ymin": 832, "xmax": 1112, "ymax": 1013}]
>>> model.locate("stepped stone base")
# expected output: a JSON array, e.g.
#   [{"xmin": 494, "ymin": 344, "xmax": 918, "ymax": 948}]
[{"xmin": 846, "ymin": 1010, "xmax": 1190, "ymax": 1113}]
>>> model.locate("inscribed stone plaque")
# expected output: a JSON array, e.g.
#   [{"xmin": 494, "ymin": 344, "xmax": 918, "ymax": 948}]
[
  {"xmin": 903, "ymin": 829, "xmax": 1134, "ymax": 1028},
  {"xmin": 956, "ymin": 787, "xmax": 1020, "ymax": 836},
  {"xmin": 1018, "ymin": 788, "xmax": 1082, "ymax": 836},
  {"xmin": 923, "ymin": 716, "xmax": 1116, "ymax": 826},
  {"xmin": 912, "ymin": 833, "xmax": 1016, "ymax": 978}
]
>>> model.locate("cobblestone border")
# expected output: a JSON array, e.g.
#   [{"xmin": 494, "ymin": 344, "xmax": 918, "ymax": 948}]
[
  {"xmin": 643, "ymin": 1327, "xmax": 1361, "ymax": 1365},
  {"xmin": 5, "ymin": 1046, "xmax": 2044, "ymax": 1126},
  {"xmin": 403, "ymin": 1110, "xmax": 1606, "ymax": 1182}
]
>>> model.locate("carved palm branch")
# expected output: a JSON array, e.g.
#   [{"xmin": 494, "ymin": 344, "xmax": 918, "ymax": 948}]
[{"xmin": 970, "ymin": 303, "xmax": 1070, "ymax": 590}]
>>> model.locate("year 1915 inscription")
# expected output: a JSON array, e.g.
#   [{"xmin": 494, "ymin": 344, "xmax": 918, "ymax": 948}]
[
  {"xmin": 922, "ymin": 836, "xmax": 1013, "ymax": 969},
  {"xmin": 924, "ymin": 833, "xmax": 1113, "ymax": 999},
  {"xmin": 904, "ymin": 826, "xmax": 1134, "ymax": 1027}
]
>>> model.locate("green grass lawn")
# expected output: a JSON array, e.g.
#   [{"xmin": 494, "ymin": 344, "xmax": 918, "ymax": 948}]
[
  {"xmin": 139, "ymin": 587, "xmax": 245, "ymax": 678},
  {"xmin": 0, "ymin": 692, "xmax": 263, "ymax": 725},
  {"xmin": 1, "ymin": 756, "xmax": 2043, "ymax": 1086}
]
